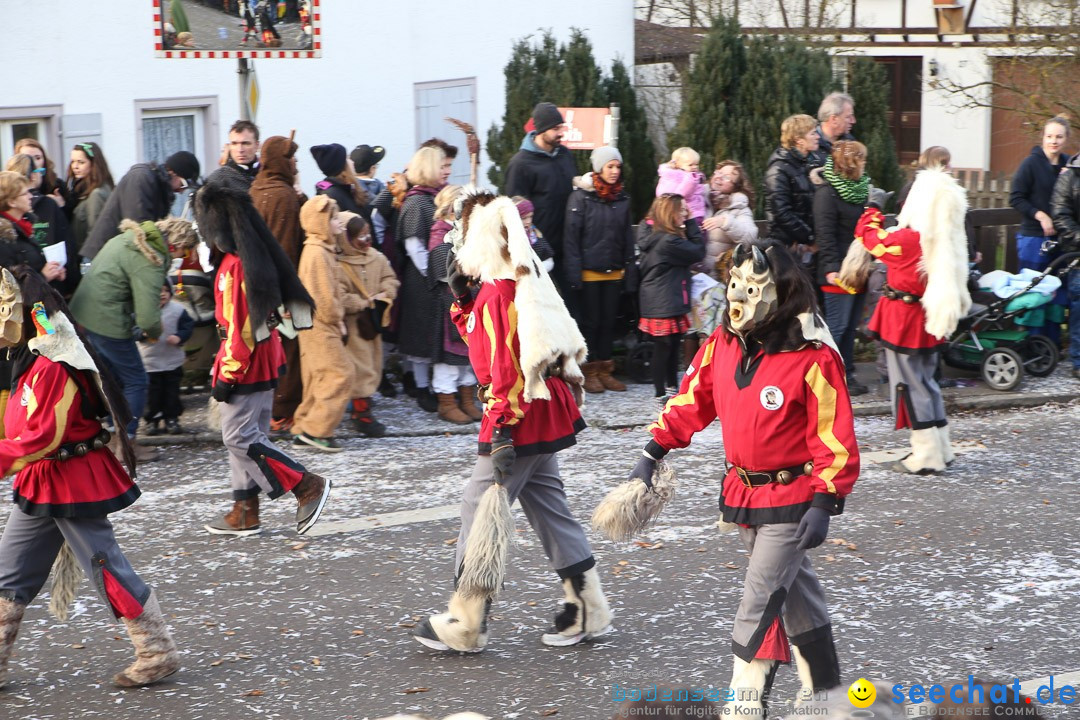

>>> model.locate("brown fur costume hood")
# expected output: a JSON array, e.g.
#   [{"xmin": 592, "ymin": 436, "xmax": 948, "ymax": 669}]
[{"xmin": 193, "ymin": 168, "xmax": 314, "ymax": 343}]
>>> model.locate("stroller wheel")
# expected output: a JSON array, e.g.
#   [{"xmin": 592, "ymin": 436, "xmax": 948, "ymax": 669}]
[
  {"xmin": 981, "ymin": 347, "xmax": 1024, "ymax": 391},
  {"xmin": 1022, "ymin": 335, "xmax": 1059, "ymax": 377}
]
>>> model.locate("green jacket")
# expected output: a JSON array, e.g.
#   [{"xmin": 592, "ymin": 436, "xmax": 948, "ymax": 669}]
[{"xmin": 70, "ymin": 221, "xmax": 169, "ymax": 340}]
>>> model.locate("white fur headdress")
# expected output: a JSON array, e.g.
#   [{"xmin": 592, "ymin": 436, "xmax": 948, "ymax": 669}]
[
  {"xmin": 455, "ymin": 193, "xmax": 586, "ymax": 401},
  {"xmin": 894, "ymin": 168, "xmax": 972, "ymax": 339}
]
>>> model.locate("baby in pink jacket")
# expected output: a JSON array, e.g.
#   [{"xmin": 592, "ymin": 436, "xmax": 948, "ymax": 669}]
[{"xmin": 656, "ymin": 147, "xmax": 709, "ymax": 222}]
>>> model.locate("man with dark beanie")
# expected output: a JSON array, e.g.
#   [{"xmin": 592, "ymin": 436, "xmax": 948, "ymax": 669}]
[
  {"xmin": 80, "ymin": 151, "xmax": 200, "ymax": 259},
  {"xmin": 504, "ymin": 102, "xmax": 577, "ymax": 293}
]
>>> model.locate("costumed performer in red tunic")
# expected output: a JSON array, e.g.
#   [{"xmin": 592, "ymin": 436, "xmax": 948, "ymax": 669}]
[{"xmin": 0, "ymin": 265, "xmax": 179, "ymax": 689}]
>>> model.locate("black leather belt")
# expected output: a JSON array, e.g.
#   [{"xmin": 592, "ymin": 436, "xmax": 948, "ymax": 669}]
[
  {"xmin": 882, "ymin": 283, "xmax": 922, "ymax": 304},
  {"xmin": 46, "ymin": 429, "xmax": 112, "ymax": 462},
  {"xmin": 731, "ymin": 461, "xmax": 813, "ymax": 488}
]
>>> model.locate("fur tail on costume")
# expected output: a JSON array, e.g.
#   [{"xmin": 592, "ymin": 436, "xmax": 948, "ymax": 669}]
[
  {"xmin": 837, "ymin": 239, "xmax": 874, "ymax": 292},
  {"xmin": 48, "ymin": 542, "xmax": 82, "ymax": 621},
  {"xmin": 457, "ymin": 484, "xmax": 515, "ymax": 600},
  {"xmin": 206, "ymin": 397, "xmax": 222, "ymax": 432},
  {"xmin": 591, "ymin": 461, "xmax": 677, "ymax": 542}
]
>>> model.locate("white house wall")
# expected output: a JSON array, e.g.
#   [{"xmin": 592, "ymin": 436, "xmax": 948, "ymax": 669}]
[{"xmin": 0, "ymin": 0, "xmax": 633, "ymax": 188}]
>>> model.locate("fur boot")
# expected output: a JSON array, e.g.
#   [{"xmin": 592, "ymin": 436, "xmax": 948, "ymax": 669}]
[
  {"xmin": 0, "ymin": 597, "xmax": 25, "ymax": 690},
  {"xmin": 437, "ymin": 393, "xmax": 471, "ymax": 424},
  {"xmin": 113, "ymin": 591, "xmax": 180, "ymax": 688},
  {"xmin": 727, "ymin": 656, "xmax": 778, "ymax": 718},
  {"xmin": 204, "ymin": 497, "xmax": 261, "ymax": 536},
  {"xmin": 541, "ymin": 567, "xmax": 613, "ymax": 646},
  {"xmin": 581, "ymin": 361, "xmax": 605, "ymax": 394},
  {"xmin": 597, "ymin": 360, "xmax": 626, "ymax": 392},
  {"xmin": 457, "ymin": 385, "xmax": 483, "ymax": 421},
  {"xmin": 413, "ymin": 591, "xmax": 490, "ymax": 653},
  {"xmin": 888, "ymin": 428, "xmax": 946, "ymax": 475},
  {"xmin": 938, "ymin": 423, "xmax": 955, "ymax": 466}
]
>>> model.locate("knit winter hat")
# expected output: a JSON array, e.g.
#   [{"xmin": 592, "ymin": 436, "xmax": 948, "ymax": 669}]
[
  {"xmin": 310, "ymin": 143, "xmax": 347, "ymax": 177},
  {"xmin": 532, "ymin": 102, "xmax": 564, "ymax": 134},
  {"xmin": 590, "ymin": 146, "xmax": 622, "ymax": 173},
  {"xmin": 350, "ymin": 144, "xmax": 385, "ymax": 173},
  {"xmin": 165, "ymin": 151, "xmax": 200, "ymax": 182}
]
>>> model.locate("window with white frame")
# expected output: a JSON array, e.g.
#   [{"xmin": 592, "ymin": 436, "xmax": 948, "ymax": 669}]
[
  {"xmin": 0, "ymin": 105, "xmax": 62, "ymax": 169},
  {"xmin": 135, "ymin": 97, "xmax": 219, "ymax": 179}
]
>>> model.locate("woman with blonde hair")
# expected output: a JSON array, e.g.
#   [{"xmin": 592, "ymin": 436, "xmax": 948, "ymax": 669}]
[
  {"xmin": 764, "ymin": 114, "xmax": 820, "ymax": 255},
  {"xmin": 3, "ymin": 157, "xmax": 77, "ymax": 295},
  {"xmin": 396, "ymin": 145, "xmax": 453, "ymax": 412},
  {"xmin": 813, "ymin": 140, "xmax": 872, "ymax": 395}
]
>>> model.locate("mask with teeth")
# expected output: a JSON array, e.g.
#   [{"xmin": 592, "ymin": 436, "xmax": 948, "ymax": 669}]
[
  {"xmin": 0, "ymin": 268, "xmax": 24, "ymax": 348},
  {"xmin": 726, "ymin": 244, "xmax": 777, "ymax": 336}
]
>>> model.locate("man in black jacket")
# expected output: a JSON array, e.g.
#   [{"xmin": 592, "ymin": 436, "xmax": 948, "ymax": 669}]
[
  {"xmin": 223, "ymin": 120, "xmax": 261, "ymax": 184},
  {"xmin": 815, "ymin": 92, "xmax": 856, "ymax": 161},
  {"xmin": 80, "ymin": 152, "xmax": 200, "ymax": 259},
  {"xmin": 504, "ymin": 102, "xmax": 577, "ymax": 292},
  {"xmin": 1050, "ymin": 152, "xmax": 1080, "ymax": 379}
]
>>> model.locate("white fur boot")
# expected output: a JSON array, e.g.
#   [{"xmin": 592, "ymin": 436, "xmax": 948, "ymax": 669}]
[
  {"xmin": 541, "ymin": 567, "xmax": 613, "ymax": 646},
  {"xmin": 727, "ymin": 656, "xmax": 777, "ymax": 718},
  {"xmin": 889, "ymin": 428, "xmax": 946, "ymax": 475},
  {"xmin": 938, "ymin": 423, "xmax": 955, "ymax": 466},
  {"xmin": 413, "ymin": 591, "xmax": 490, "ymax": 653},
  {"xmin": 792, "ymin": 645, "xmax": 815, "ymax": 705}
]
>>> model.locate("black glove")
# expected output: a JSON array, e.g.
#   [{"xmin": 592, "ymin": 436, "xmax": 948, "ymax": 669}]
[
  {"xmin": 628, "ymin": 454, "xmax": 657, "ymax": 489},
  {"xmin": 211, "ymin": 381, "xmax": 237, "ymax": 403},
  {"xmin": 447, "ymin": 255, "xmax": 472, "ymax": 304},
  {"xmin": 795, "ymin": 507, "xmax": 831, "ymax": 551},
  {"xmin": 490, "ymin": 426, "xmax": 515, "ymax": 485}
]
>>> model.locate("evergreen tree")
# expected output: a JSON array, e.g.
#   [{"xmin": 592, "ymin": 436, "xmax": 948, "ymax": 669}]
[
  {"xmin": 555, "ymin": 30, "xmax": 605, "ymax": 177},
  {"xmin": 667, "ymin": 15, "xmax": 745, "ymax": 173},
  {"xmin": 847, "ymin": 57, "xmax": 904, "ymax": 197},
  {"xmin": 486, "ymin": 35, "xmax": 551, "ymax": 189},
  {"xmin": 604, "ymin": 59, "xmax": 657, "ymax": 219}
]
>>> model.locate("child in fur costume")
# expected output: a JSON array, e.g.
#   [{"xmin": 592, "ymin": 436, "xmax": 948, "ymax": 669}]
[
  {"xmin": 338, "ymin": 212, "xmax": 399, "ymax": 438},
  {"xmin": 0, "ymin": 266, "xmax": 180, "ymax": 690},
  {"xmin": 412, "ymin": 191, "xmax": 613, "ymax": 653},
  {"xmin": 624, "ymin": 242, "xmax": 859, "ymax": 717},
  {"xmin": 193, "ymin": 169, "xmax": 331, "ymax": 537}
]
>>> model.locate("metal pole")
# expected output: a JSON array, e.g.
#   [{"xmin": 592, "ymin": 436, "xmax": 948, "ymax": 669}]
[
  {"xmin": 238, "ymin": 58, "xmax": 251, "ymax": 121},
  {"xmin": 609, "ymin": 103, "xmax": 621, "ymax": 150}
]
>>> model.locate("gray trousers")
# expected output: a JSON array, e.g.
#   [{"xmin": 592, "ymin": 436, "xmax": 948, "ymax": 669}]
[
  {"xmin": 732, "ymin": 523, "xmax": 831, "ymax": 662},
  {"xmin": 0, "ymin": 506, "xmax": 149, "ymax": 618},
  {"xmin": 220, "ymin": 389, "xmax": 273, "ymax": 499},
  {"xmin": 454, "ymin": 453, "xmax": 594, "ymax": 580},
  {"xmin": 885, "ymin": 349, "xmax": 946, "ymax": 429}
]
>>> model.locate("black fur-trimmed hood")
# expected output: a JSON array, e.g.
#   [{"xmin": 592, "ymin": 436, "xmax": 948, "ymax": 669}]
[{"xmin": 193, "ymin": 169, "xmax": 314, "ymax": 343}]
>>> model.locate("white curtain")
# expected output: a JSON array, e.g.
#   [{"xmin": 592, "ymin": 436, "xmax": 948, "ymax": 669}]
[{"xmin": 143, "ymin": 115, "xmax": 195, "ymax": 165}]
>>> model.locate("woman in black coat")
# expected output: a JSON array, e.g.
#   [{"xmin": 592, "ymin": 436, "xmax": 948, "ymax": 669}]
[
  {"xmin": 311, "ymin": 143, "xmax": 368, "ymax": 215},
  {"xmin": 562, "ymin": 146, "xmax": 636, "ymax": 393},
  {"xmin": 813, "ymin": 141, "xmax": 870, "ymax": 395},
  {"xmin": 764, "ymin": 114, "xmax": 822, "ymax": 267},
  {"xmin": 637, "ymin": 194, "xmax": 706, "ymax": 402}
]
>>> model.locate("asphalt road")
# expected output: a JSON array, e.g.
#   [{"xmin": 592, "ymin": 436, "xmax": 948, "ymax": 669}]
[{"xmin": 1, "ymin": 399, "xmax": 1078, "ymax": 720}]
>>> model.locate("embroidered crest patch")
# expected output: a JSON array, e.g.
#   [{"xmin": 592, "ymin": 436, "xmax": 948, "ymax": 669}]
[{"xmin": 760, "ymin": 386, "xmax": 783, "ymax": 411}]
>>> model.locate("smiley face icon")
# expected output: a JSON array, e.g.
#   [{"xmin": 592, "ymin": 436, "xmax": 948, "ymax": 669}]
[{"xmin": 848, "ymin": 678, "xmax": 877, "ymax": 708}]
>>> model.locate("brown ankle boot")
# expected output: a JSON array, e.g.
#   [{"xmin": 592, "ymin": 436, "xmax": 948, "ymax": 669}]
[
  {"xmin": 204, "ymin": 497, "xmax": 261, "ymax": 536},
  {"xmin": 292, "ymin": 472, "xmax": 331, "ymax": 535},
  {"xmin": 582, "ymin": 361, "xmax": 605, "ymax": 393},
  {"xmin": 597, "ymin": 360, "xmax": 627, "ymax": 391},
  {"xmin": 457, "ymin": 385, "xmax": 483, "ymax": 421},
  {"xmin": 437, "ymin": 393, "xmax": 472, "ymax": 424},
  {"xmin": 113, "ymin": 591, "xmax": 180, "ymax": 688}
]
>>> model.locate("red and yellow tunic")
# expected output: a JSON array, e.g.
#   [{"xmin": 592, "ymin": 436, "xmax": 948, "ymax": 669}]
[
  {"xmin": 2, "ymin": 355, "xmax": 138, "ymax": 518},
  {"xmin": 451, "ymin": 279, "xmax": 585, "ymax": 456},
  {"xmin": 856, "ymin": 208, "xmax": 942, "ymax": 353},
  {"xmin": 212, "ymin": 252, "xmax": 285, "ymax": 392},
  {"xmin": 649, "ymin": 328, "xmax": 858, "ymax": 525}
]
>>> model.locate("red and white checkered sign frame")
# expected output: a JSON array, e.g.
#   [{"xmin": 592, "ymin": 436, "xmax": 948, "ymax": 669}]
[{"xmin": 153, "ymin": 0, "xmax": 322, "ymax": 59}]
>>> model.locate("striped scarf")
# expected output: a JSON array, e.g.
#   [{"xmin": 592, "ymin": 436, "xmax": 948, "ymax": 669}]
[{"xmin": 823, "ymin": 157, "xmax": 870, "ymax": 205}]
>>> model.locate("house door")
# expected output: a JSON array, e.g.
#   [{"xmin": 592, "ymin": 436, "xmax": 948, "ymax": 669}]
[
  {"xmin": 415, "ymin": 78, "xmax": 477, "ymax": 186},
  {"xmin": 876, "ymin": 57, "xmax": 922, "ymax": 167}
]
